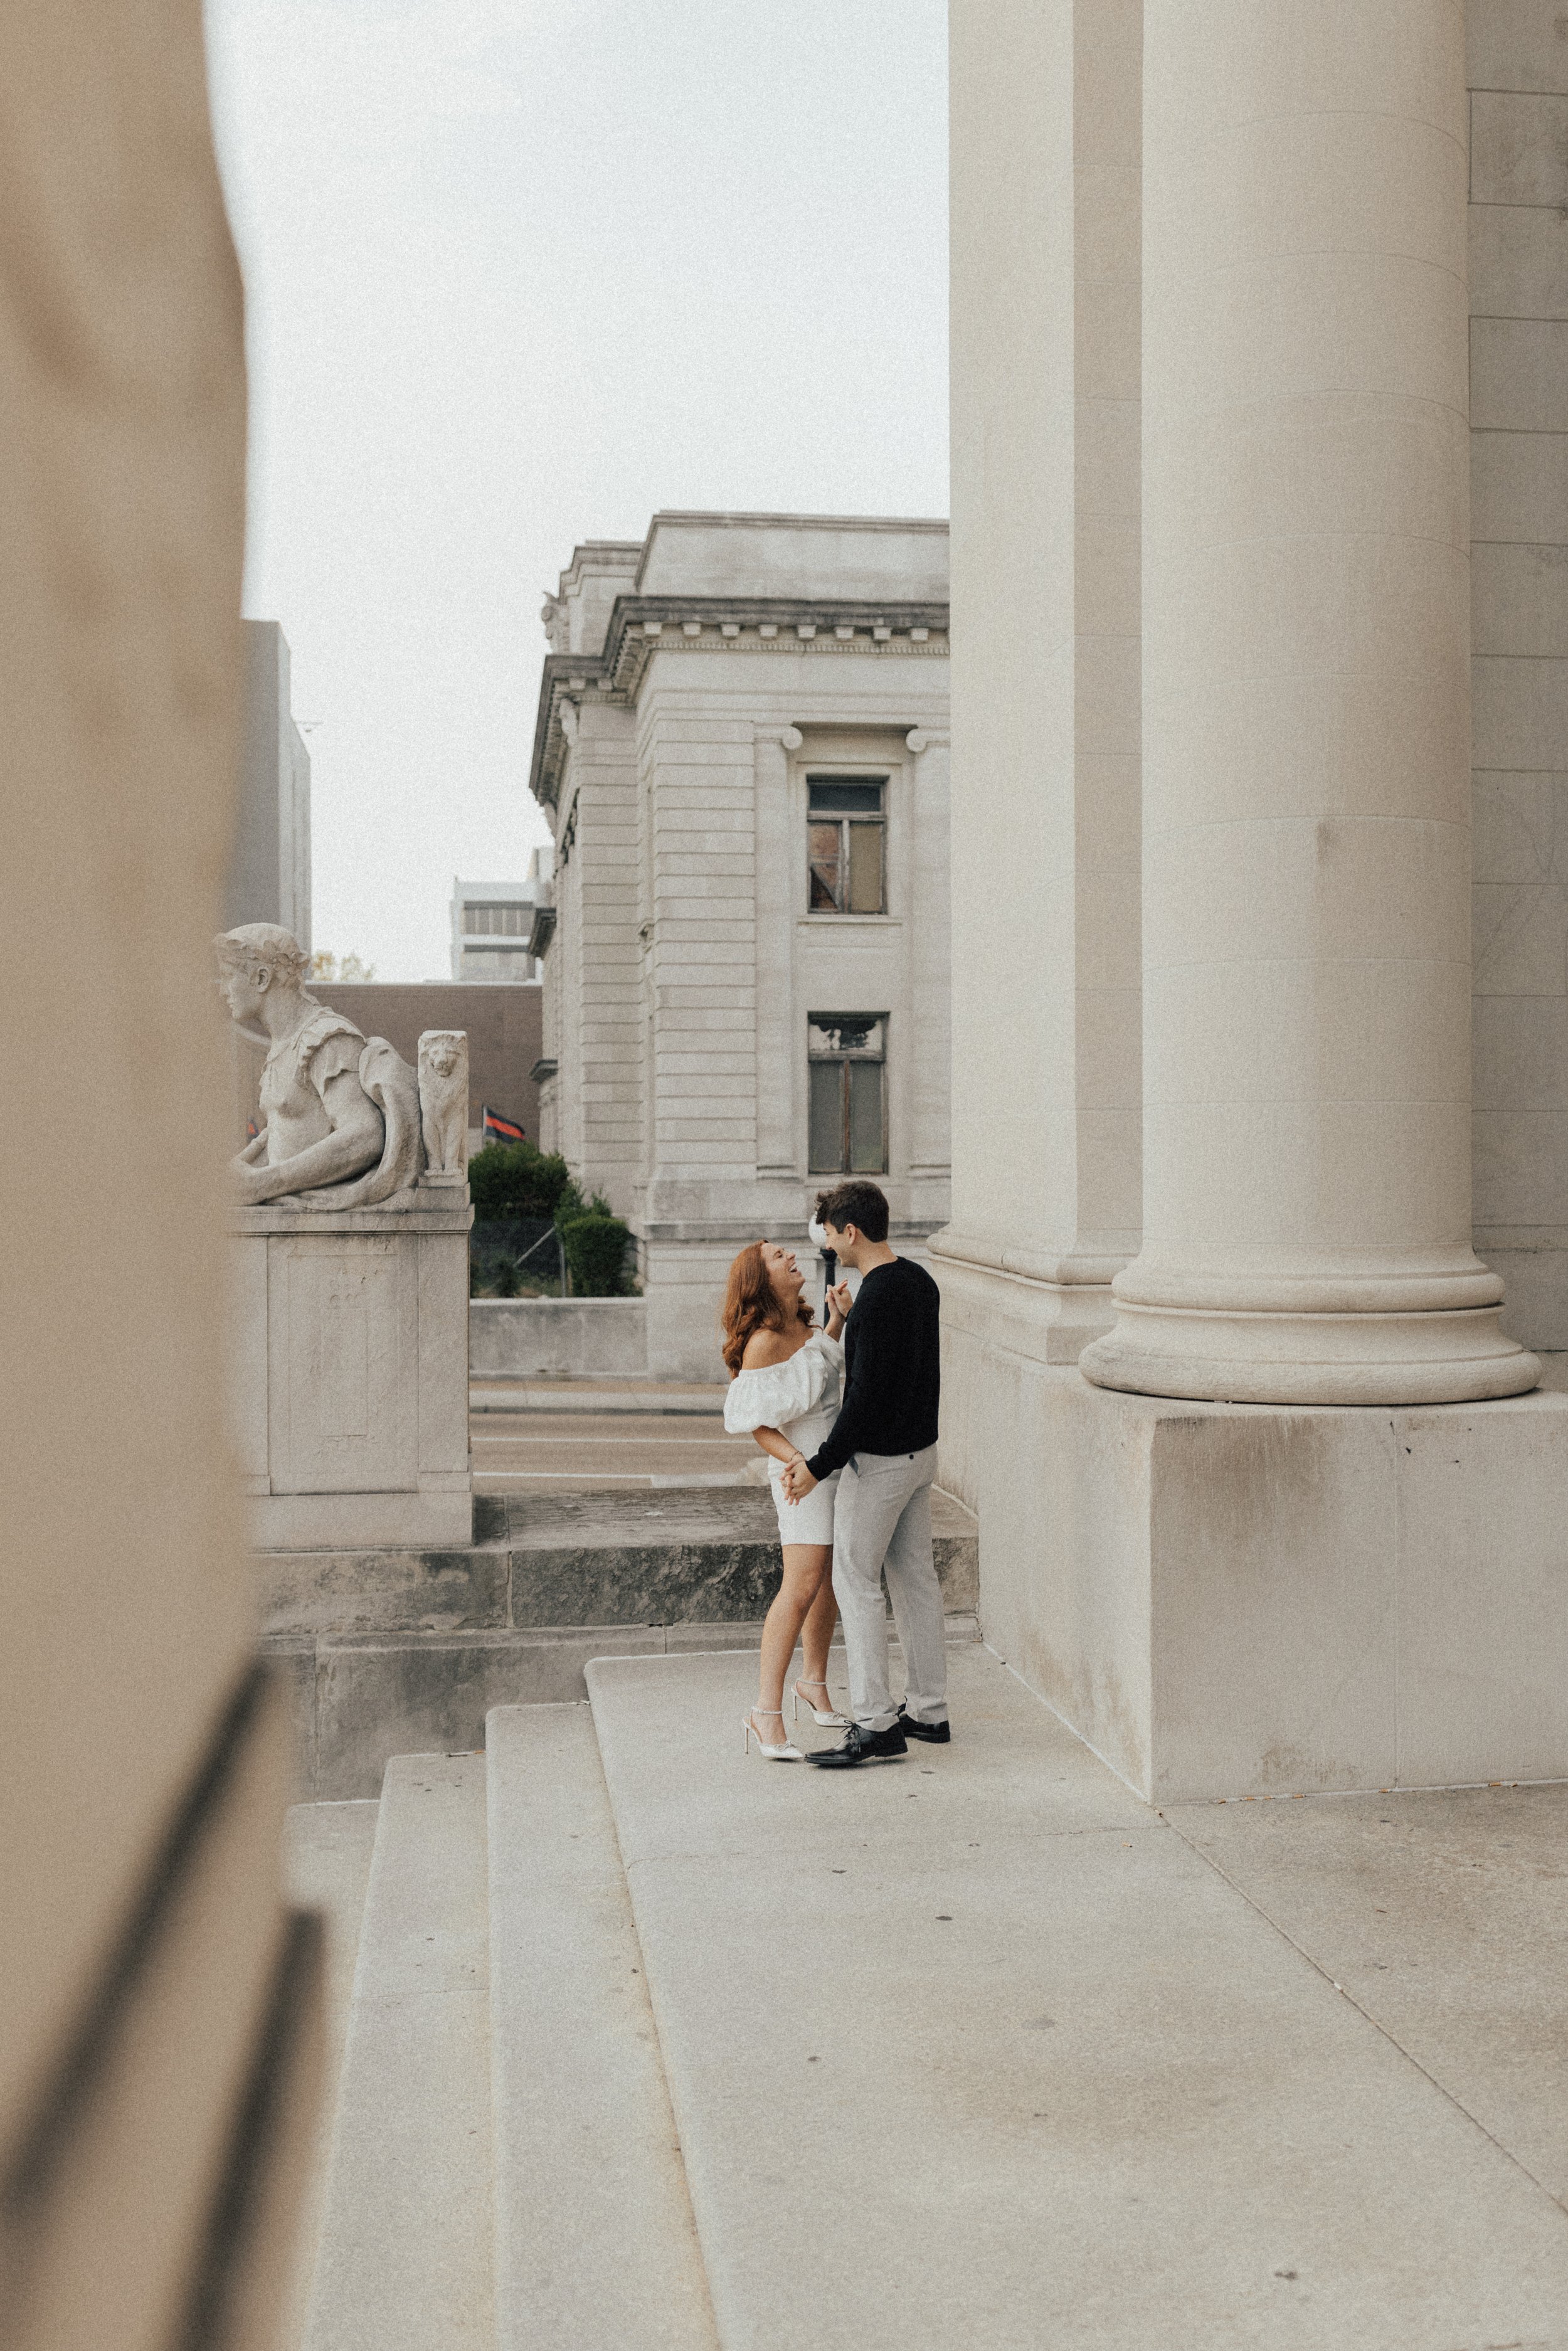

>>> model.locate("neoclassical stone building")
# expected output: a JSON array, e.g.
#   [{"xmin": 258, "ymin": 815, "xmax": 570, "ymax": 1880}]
[{"xmin": 527, "ymin": 512, "xmax": 950, "ymax": 1374}]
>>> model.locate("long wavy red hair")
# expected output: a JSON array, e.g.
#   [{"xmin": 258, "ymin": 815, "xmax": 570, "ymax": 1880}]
[{"xmin": 719, "ymin": 1241, "xmax": 812, "ymax": 1377}]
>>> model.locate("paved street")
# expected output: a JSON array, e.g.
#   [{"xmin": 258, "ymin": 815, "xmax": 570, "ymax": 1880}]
[{"xmin": 470, "ymin": 1377, "xmax": 756, "ymax": 1490}]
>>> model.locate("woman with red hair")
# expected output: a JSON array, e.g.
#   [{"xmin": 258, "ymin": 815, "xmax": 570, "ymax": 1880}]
[{"xmin": 721, "ymin": 1239, "xmax": 851, "ymax": 1758}]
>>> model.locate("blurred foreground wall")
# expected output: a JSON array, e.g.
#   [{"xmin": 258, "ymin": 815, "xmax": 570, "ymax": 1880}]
[{"xmin": 0, "ymin": 5, "xmax": 320, "ymax": 2347}]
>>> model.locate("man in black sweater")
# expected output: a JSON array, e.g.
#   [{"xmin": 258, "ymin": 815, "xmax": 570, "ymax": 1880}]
[{"xmin": 783, "ymin": 1179, "xmax": 950, "ymax": 1766}]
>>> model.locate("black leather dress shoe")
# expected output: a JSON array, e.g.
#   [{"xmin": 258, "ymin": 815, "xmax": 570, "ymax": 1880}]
[
  {"xmin": 806, "ymin": 1721, "xmax": 908, "ymax": 1768},
  {"xmin": 896, "ymin": 1711, "xmax": 951, "ymax": 1744}
]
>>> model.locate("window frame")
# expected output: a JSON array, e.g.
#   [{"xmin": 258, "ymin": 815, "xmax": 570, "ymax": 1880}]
[
  {"xmin": 805, "ymin": 772, "xmax": 888, "ymax": 918},
  {"xmin": 807, "ymin": 1013, "xmax": 888, "ymax": 1176}
]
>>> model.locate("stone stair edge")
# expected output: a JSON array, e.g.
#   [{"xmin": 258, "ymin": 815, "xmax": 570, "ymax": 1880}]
[
  {"xmin": 484, "ymin": 1703, "xmax": 719, "ymax": 2350},
  {"xmin": 266, "ymin": 1610, "xmax": 982, "ymax": 1655},
  {"xmin": 300, "ymin": 1751, "xmax": 494, "ymax": 2350}
]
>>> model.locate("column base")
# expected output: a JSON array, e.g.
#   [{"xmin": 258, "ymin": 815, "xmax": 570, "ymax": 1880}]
[
  {"xmin": 1081, "ymin": 1302, "xmax": 1540, "ymax": 1407},
  {"xmin": 930, "ymin": 1245, "xmax": 1121, "ymax": 1515},
  {"xmin": 961, "ymin": 1365, "xmax": 1568, "ymax": 1802}
]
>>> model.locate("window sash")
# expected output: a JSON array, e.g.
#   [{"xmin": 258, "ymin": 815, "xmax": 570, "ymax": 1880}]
[
  {"xmin": 808, "ymin": 1059, "xmax": 844, "ymax": 1173},
  {"xmin": 805, "ymin": 777, "xmax": 886, "ymax": 915},
  {"xmin": 807, "ymin": 1022, "xmax": 887, "ymax": 1173},
  {"xmin": 847, "ymin": 1058, "xmax": 885, "ymax": 1172},
  {"xmin": 847, "ymin": 820, "xmax": 882, "ymax": 913},
  {"xmin": 808, "ymin": 822, "xmax": 841, "ymax": 911}
]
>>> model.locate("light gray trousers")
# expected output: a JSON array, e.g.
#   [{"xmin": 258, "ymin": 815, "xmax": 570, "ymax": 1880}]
[{"xmin": 830, "ymin": 1443, "xmax": 948, "ymax": 1731}]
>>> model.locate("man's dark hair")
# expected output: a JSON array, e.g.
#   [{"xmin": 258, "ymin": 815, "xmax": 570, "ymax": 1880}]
[{"xmin": 815, "ymin": 1179, "xmax": 889, "ymax": 1243}]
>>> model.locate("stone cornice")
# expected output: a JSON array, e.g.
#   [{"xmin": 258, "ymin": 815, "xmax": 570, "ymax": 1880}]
[{"xmin": 527, "ymin": 594, "xmax": 950, "ymax": 810}]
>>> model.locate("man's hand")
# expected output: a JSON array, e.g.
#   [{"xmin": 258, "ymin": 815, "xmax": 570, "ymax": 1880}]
[
  {"xmin": 825, "ymin": 1280, "xmax": 853, "ymax": 1337},
  {"xmin": 783, "ymin": 1454, "xmax": 818, "ymax": 1502}
]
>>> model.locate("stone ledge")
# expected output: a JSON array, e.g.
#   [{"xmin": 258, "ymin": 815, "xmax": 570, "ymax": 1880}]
[{"xmin": 254, "ymin": 1485, "xmax": 980, "ymax": 1638}]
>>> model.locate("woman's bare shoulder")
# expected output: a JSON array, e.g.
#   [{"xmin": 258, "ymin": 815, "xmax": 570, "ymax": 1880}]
[{"xmin": 740, "ymin": 1325, "xmax": 804, "ymax": 1369}]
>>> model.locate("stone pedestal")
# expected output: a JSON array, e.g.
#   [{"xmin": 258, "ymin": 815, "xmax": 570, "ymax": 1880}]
[
  {"xmin": 231, "ymin": 1174, "xmax": 472, "ymax": 1550},
  {"xmin": 941, "ymin": 1260, "xmax": 1568, "ymax": 1800}
]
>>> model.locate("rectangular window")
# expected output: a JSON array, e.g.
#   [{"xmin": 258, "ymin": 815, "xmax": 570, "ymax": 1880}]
[
  {"xmin": 807, "ymin": 777, "xmax": 885, "ymax": 914},
  {"xmin": 464, "ymin": 902, "xmax": 528, "ymax": 937},
  {"xmin": 807, "ymin": 1016, "xmax": 887, "ymax": 1173}
]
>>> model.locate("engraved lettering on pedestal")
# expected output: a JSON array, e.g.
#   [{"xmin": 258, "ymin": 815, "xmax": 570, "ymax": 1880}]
[
  {"xmin": 275, "ymin": 1239, "xmax": 416, "ymax": 1493},
  {"xmin": 315, "ymin": 1262, "xmax": 369, "ymax": 1438}
]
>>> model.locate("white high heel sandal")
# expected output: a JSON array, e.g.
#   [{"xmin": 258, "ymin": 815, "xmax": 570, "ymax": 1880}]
[
  {"xmin": 742, "ymin": 1707, "xmax": 805, "ymax": 1761},
  {"xmin": 792, "ymin": 1679, "xmax": 849, "ymax": 1729}
]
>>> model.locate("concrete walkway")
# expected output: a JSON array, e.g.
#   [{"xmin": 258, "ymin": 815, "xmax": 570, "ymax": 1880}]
[{"xmin": 588, "ymin": 1645, "xmax": 1568, "ymax": 2350}]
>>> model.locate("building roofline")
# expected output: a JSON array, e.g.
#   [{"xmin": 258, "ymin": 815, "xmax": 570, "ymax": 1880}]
[
  {"xmin": 526, "ymin": 591, "xmax": 949, "ymax": 814},
  {"xmin": 553, "ymin": 540, "xmax": 645, "ymax": 598},
  {"xmin": 642, "ymin": 508, "xmax": 948, "ymax": 532},
  {"xmin": 636, "ymin": 509, "xmax": 948, "ymax": 589}
]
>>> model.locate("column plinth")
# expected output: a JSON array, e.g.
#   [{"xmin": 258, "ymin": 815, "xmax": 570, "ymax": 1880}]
[{"xmin": 1081, "ymin": 0, "xmax": 1538, "ymax": 1408}]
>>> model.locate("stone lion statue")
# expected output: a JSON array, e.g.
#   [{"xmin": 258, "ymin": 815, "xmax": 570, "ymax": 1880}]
[{"xmin": 418, "ymin": 1030, "xmax": 469, "ymax": 1176}]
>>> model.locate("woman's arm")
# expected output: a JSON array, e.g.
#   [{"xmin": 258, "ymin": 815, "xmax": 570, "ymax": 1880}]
[{"xmin": 748, "ymin": 1423, "xmax": 805, "ymax": 1472}]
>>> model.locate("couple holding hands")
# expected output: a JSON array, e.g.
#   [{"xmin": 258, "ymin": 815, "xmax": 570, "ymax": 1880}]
[{"xmin": 719, "ymin": 1178, "xmax": 950, "ymax": 1768}]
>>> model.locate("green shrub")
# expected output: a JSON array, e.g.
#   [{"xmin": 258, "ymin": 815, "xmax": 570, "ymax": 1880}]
[
  {"xmin": 551, "ymin": 1175, "xmax": 592, "ymax": 1224},
  {"xmin": 468, "ymin": 1140, "xmax": 572, "ymax": 1221},
  {"xmin": 556, "ymin": 1192, "xmax": 633, "ymax": 1297}
]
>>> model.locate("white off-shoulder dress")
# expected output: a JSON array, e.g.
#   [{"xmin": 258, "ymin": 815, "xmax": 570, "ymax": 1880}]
[{"xmin": 723, "ymin": 1327, "xmax": 845, "ymax": 1546}]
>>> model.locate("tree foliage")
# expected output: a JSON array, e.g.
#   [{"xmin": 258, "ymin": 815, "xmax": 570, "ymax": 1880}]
[
  {"xmin": 467, "ymin": 1139, "xmax": 573, "ymax": 1221},
  {"xmin": 309, "ymin": 949, "xmax": 376, "ymax": 982}
]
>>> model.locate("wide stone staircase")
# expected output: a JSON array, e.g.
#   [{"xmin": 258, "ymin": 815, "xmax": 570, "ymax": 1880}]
[{"xmin": 289, "ymin": 1641, "xmax": 1568, "ymax": 2351}]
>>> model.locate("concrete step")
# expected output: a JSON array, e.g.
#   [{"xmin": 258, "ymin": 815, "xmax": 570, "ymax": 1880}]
[
  {"xmin": 302, "ymin": 1754, "xmax": 493, "ymax": 2351},
  {"xmin": 262, "ymin": 1482, "xmax": 981, "ymax": 1798},
  {"xmin": 486, "ymin": 1704, "xmax": 717, "ymax": 2351},
  {"xmin": 586, "ymin": 1645, "xmax": 1568, "ymax": 2351}
]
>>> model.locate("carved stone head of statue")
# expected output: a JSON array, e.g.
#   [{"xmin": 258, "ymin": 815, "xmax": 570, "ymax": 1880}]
[{"xmin": 215, "ymin": 921, "xmax": 311, "ymax": 1042}]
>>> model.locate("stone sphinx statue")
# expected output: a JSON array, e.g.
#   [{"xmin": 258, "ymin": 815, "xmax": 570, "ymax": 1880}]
[{"xmin": 217, "ymin": 923, "xmax": 428, "ymax": 1209}]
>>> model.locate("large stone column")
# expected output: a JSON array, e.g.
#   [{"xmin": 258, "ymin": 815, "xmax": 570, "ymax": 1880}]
[
  {"xmin": 936, "ymin": 0, "xmax": 1144, "ymax": 1432},
  {"xmin": 1082, "ymin": 0, "xmax": 1539, "ymax": 1406}
]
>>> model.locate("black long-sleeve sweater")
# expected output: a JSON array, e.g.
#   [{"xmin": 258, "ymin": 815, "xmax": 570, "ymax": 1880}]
[{"xmin": 804, "ymin": 1255, "xmax": 941, "ymax": 1480}]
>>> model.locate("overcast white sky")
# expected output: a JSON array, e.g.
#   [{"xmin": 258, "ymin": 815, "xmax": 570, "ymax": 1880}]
[{"xmin": 204, "ymin": 0, "xmax": 949, "ymax": 980}]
